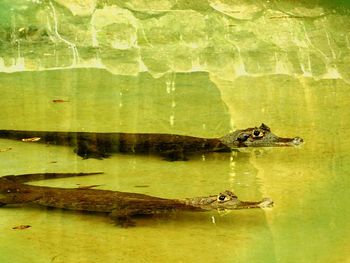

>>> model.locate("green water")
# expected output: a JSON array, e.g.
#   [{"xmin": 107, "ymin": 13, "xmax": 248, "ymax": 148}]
[
  {"xmin": 0, "ymin": 0, "xmax": 349, "ymax": 262},
  {"xmin": 0, "ymin": 70, "xmax": 349, "ymax": 263}
]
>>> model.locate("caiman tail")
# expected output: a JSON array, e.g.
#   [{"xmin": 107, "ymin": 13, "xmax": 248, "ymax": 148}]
[{"xmin": 2, "ymin": 172, "xmax": 104, "ymax": 183}]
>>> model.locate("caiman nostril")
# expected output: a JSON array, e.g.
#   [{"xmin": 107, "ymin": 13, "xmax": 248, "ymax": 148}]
[{"xmin": 293, "ymin": 137, "xmax": 304, "ymax": 145}]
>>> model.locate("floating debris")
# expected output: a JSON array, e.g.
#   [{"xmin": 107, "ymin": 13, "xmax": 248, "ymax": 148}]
[
  {"xmin": 52, "ymin": 99, "xmax": 69, "ymax": 103},
  {"xmin": 12, "ymin": 225, "xmax": 31, "ymax": 230},
  {"xmin": 21, "ymin": 137, "xmax": 41, "ymax": 142}
]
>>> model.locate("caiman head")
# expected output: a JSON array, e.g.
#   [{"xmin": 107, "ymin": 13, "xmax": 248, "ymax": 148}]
[
  {"xmin": 220, "ymin": 123, "xmax": 303, "ymax": 148},
  {"xmin": 184, "ymin": 190, "xmax": 273, "ymax": 211}
]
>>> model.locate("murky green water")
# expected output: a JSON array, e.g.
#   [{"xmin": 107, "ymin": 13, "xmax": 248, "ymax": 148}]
[
  {"xmin": 0, "ymin": 1, "xmax": 350, "ymax": 263},
  {"xmin": 0, "ymin": 70, "xmax": 349, "ymax": 263}
]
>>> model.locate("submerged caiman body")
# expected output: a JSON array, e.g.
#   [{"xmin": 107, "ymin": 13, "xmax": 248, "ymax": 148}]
[
  {"xmin": 0, "ymin": 123, "xmax": 303, "ymax": 160},
  {"xmin": 0, "ymin": 173, "xmax": 273, "ymax": 226}
]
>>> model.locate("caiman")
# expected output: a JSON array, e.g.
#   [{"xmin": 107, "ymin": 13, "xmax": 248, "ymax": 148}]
[
  {"xmin": 0, "ymin": 172, "xmax": 273, "ymax": 226},
  {"xmin": 0, "ymin": 123, "xmax": 303, "ymax": 160}
]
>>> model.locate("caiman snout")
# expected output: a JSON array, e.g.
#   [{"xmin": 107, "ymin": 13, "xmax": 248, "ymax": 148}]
[
  {"xmin": 275, "ymin": 136, "xmax": 304, "ymax": 147},
  {"xmin": 258, "ymin": 198, "xmax": 274, "ymax": 208},
  {"xmin": 292, "ymin": 137, "xmax": 303, "ymax": 146}
]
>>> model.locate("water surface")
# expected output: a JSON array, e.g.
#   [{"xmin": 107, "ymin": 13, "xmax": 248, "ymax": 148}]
[{"xmin": 0, "ymin": 70, "xmax": 349, "ymax": 263}]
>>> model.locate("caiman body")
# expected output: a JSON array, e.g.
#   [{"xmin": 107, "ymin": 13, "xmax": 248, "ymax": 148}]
[
  {"xmin": 0, "ymin": 173, "xmax": 273, "ymax": 226},
  {"xmin": 0, "ymin": 123, "xmax": 303, "ymax": 160}
]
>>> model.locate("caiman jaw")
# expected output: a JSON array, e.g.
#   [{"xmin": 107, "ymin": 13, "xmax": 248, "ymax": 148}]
[
  {"xmin": 234, "ymin": 198, "xmax": 274, "ymax": 209},
  {"xmin": 183, "ymin": 191, "xmax": 273, "ymax": 211},
  {"xmin": 273, "ymin": 136, "xmax": 303, "ymax": 147}
]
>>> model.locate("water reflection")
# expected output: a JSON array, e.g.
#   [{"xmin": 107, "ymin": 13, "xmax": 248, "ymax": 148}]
[{"xmin": 0, "ymin": 70, "xmax": 231, "ymax": 137}]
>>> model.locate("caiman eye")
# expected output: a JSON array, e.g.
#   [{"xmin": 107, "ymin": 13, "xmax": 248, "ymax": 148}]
[
  {"xmin": 219, "ymin": 195, "xmax": 226, "ymax": 201},
  {"xmin": 218, "ymin": 194, "xmax": 229, "ymax": 202},
  {"xmin": 252, "ymin": 130, "xmax": 264, "ymax": 138}
]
